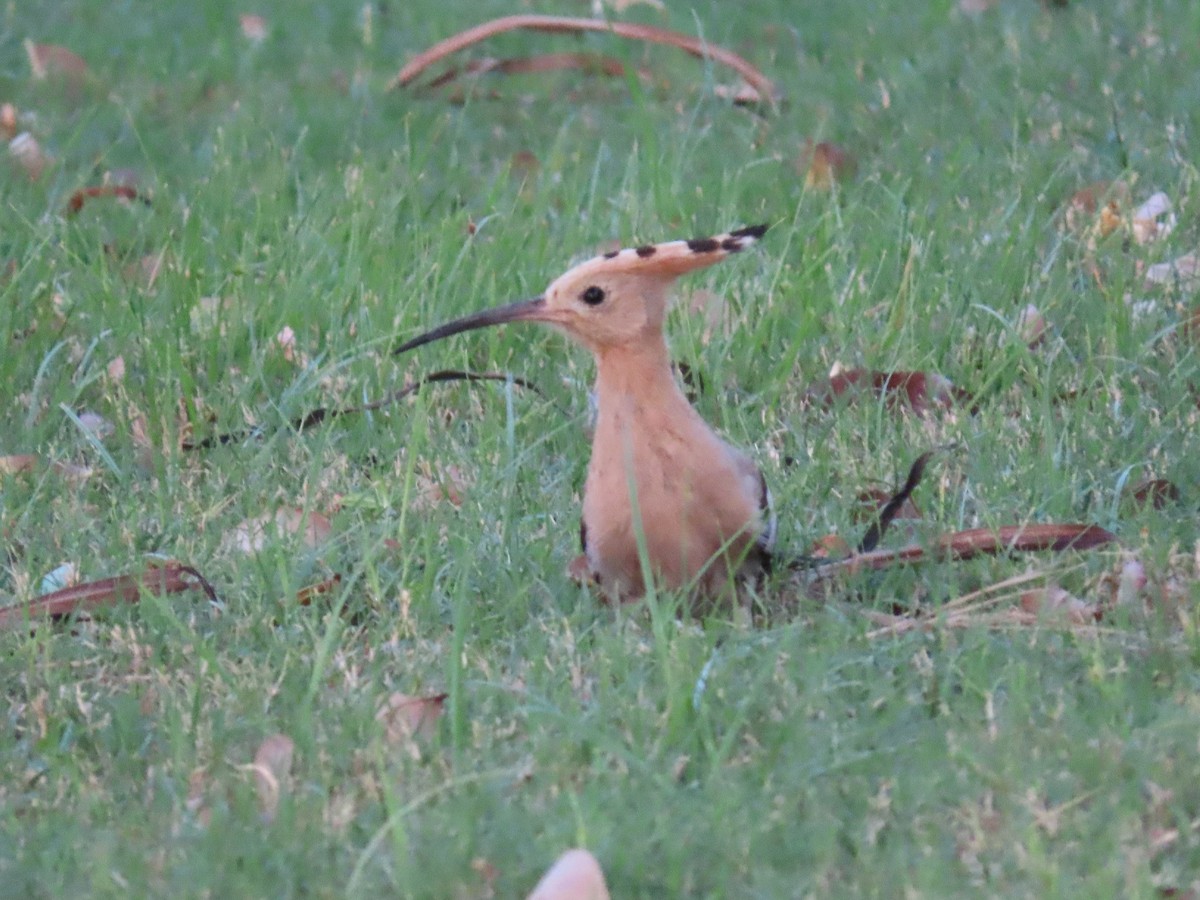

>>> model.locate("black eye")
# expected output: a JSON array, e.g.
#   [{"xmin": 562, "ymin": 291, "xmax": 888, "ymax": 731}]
[{"xmin": 581, "ymin": 285, "xmax": 606, "ymax": 306}]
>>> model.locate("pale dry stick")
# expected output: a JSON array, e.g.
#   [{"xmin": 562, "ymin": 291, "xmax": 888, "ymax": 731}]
[{"xmin": 388, "ymin": 14, "xmax": 779, "ymax": 105}]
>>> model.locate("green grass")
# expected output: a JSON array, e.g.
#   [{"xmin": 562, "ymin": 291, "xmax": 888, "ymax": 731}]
[{"xmin": 3, "ymin": 0, "xmax": 1199, "ymax": 895}]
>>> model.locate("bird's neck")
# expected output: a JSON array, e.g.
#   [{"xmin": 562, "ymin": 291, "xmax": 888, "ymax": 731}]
[{"xmin": 591, "ymin": 333, "xmax": 689, "ymax": 416}]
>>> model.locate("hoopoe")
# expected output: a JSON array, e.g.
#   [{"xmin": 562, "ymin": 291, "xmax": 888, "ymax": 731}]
[{"xmin": 393, "ymin": 224, "xmax": 775, "ymax": 606}]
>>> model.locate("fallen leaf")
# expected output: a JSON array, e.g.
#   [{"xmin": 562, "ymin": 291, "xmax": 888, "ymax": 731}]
[
  {"xmin": 24, "ymin": 40, "xmax": 89, "ymax": 84},
  {"xmin": 414, "ymin": 463, "xmax": 471, "ymax": 510},
  {"xmin": 239, "ymin": 14, "xmax": 268, "ymax": 43},
  {"xmin": 1061, "ymin": 180, "xmax": 1130, "ymax": 236},
  {"xmin": 809, "ymin": 534, "xmax": 853, "ymax": 558},
  {"xmin": 592, "ymin": 0, "xmax": 664, "ymax": 12},
  {"xmin": 39, "ymin": 563, "xmax": 78, "ymax": 594},
  {"xmin": 375, "ymin": 691, "xmax": 447, "ymax": 754},
  {"xmin": 248, "ymin": 733, "xmax": 294, "ymax": 823},
  {"xmin": 294, "ymin": 574, "xmax": 342, "ymax": 607},
  {"xmin": 227, "ymin": 508, "xmax": 333, "ymax": 554},
  {"xmin": 1131, "ymin": 191, "xmax": 1175, "ymax": 245},
  {"xmin": 527, "ymin": 849, "xmax": 610, "ymax": 900},
  {"xmin": 1144, "ymin": 251, "xmax": 1200, "ymax": 292},
  {"xmin": 76, "ymin": 410, "xmax": 114, "ymax": 440},
  {"xmin": 0, "ymin": 561, "xmax": 216, "ymax": 631},
  {"xmin": 471, "ymin": 857, "xmax": 500, "ymax": 898},
  {"xmin": 9, "ymin": 132, "xmax": 48, "ymax": 180},
  {"xmin": 65, "ymin": 184, "xmax": 149, "ymax": 216},
  {"xmin": 799, "ymin": 139, "xmax": 856, "ymax": 190},
  {"xmin": 958, "ymin": 0, "xmax": 1001, "ymax": 13},
  {"xmin": 0, "ymin": 454, "xmax": 92, "ymax": 480},
  {"xmin": 809, "ymin": 367, "xmax": 970, "ymax": 415},
  {"xmin": 0, "ymin": 103, "xmax": 16, "ymax": 141},
  {"xmin": 0, "ymin": 454, "xmax": 39, "ymax": 475},
  {"xmin": 1125, "ymin": 478, "xmax": 1180, "ymax": 510},
  {"xmin": 106, "ymin": 356, "xmax": 126, "ymax": 382},
  {"xmin": 275, "ymin": 325, "xmax": 297, "ymax": 362},
  {"xmin": 1018, "ymin": 585, "xmax": 1099, "ymax": 624},
  {"xmin": 1018, "ymin": 304, "xmax": 1048, "ymax": 347}
]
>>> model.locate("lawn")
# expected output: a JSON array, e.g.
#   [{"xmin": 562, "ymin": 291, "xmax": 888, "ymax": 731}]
[{"xmin": 2, "ymin": 0, "xmax": 1199, "ymax": 895}]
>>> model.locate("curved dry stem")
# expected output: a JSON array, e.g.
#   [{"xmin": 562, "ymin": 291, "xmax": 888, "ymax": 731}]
[{"xmin": 389, "ymin": 14, "xmax": 778, "ymax": 105}]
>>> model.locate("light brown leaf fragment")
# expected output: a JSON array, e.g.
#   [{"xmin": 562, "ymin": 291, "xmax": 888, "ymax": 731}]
[
  {"xmin": 1131, "ymin": 191, "xmax": 1174, "ymax": 245},
  {"xmin": 0, "ymin": 454, "xmax": 39, "ymax": 475},
  {"xmin": 240, "ymin": 14, "xmax": 268, "ymax": 43},
  {"xmin": 0, "ymin": 104, "xmax": 16, "ymax": 141},
  {"xmin": 1018, "ymin": 585, "xmax": 1098, "ymax": 624},
  {"xmin": 810, "ymin": 367, "xmax": 969, "ymax": 415},
  {"xmin": 24, "ymin": 40, "xmax": 89, "ymax": 84},
  {"xmin": 375, "ymin": 691, "xmax": 446, "ymax": 752},
  {"xmin": 1061, "ymin": 181, "xmax": 1130, "ymax": 237},
  {"xmin": 9, "ymin": 132, "xmax": 48, "ymax": 180},
  {"xmin": 1018, "ymin": 304, "xmax": 1047, "ymax": 347},
  {"xmin": 1125, "ymin": 478, "xmax": 1180, "ymax": 510},
  {"xmin": 472, "ymin": 858, "xmax": 500, "ymax": 898},
  {"xmin": 592, "ymin": 0, "xmax": 664, "ymax": 12},
  {"xmin": 527, "ymin": 849, "xmax": 611, "ymax": 900},
  {"xmin": 249, "ymin": 733, "xmax": 294, "ymax": 823},
  {"xmin": 799, "ymin": 140, "xmax": 856, "ymax": 190},
  {"xmin": 958, "ymin": 0, "xmax": 1001, "ymax": 13},
  {"xmin": 1144, "ymin": 251, "xmax": 1200, "ymax": 292},
  {"xmin": 228, "ymin": 508, "xmax": 332, "ymax": 554},
  {"xmin": 275, "ymin": 325, "xmax": 297, "ymax": 362}
]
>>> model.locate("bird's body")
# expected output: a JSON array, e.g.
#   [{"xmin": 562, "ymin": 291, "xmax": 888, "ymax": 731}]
[
  {"xmin": 393, "ymin": 224, "xmax": 773, "ymax": 607},
  {"xmin": 583, "ymin": 332, "xmax": 771, "ymax": 601}
]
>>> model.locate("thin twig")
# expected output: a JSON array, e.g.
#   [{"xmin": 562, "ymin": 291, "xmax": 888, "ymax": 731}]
[
  {"xmin": 389, "ymin": 14, "xmax": 779, "ymax": 105},
  {"xmin": 182, "ymin": 369, "xmax": 553, "ymax": 450}
]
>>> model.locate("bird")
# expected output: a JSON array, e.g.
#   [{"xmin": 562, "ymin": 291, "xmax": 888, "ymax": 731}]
[{"xmin": 392, "ymin": 224, "xmax": 775, "ymax": 608}]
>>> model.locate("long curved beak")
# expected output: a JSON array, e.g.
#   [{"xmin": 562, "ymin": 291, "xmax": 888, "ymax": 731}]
[{"xmin": 392, "ymin": 297, "xmax": 548, "ymax": 356}]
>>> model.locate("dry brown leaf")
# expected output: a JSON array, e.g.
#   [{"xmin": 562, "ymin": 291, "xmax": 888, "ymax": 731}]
[
  {"xmin": 248, "ymin": 733, "xmax": 294, "ymax": 823},
  {"xmin": 1131, "ymin": 191, "xmax": 1175, "ymax": 245},
  {"xmin": 24, "ymin": 40, "xmax": 89, "ymax": 84},
  {"xmin": 809, "ymin": 367, "xmax": 970, "ymax": 415},
  {"xmin": 1125, "ymin": 478, "xmax": 1181, "ymax": 510},
  {"xmin": 799, "ymin": 140, "xmax": 856, "ymax": 190},
  {"xmin": 1018, "ymin": 304, "xmax": 1048, "ymax": 348},
  {"xmin": 528, "ymin": 849, "xmax": 610, "ymax": 900},
  {"xmin": 592, "ymin": 0, "xmax": 664, "ymax": 12},
  {"xmin": 810, "ymin": 534, "xmax": 853, "ymax": 558},
  {"xmin": 472, "ymin": 857, "xmax": 501, "ymax": 898},
  {"xmin": 0, "ymin": 453, "xmax": 92, "ymax": 480},
  {"xmin": 0, "ymin": 561, "xmax": 216, "ymax": 631},
  {"xmin": 296, "ymin": 574, "xmax": 342, "ymax": 606},
  {"xmin": 0, "ymin": 103, "xmax": 16, "ymax": 141},
  {"xmin": 1061, "ymin": 181, "xmax": 1130, "ymax": 236},
  {"xmin": 1144, "ymin": 251, "xmax": 1200, "ymax": 292},
  {"xmin": 958, "ymin": 0, "xmax": 1002, "ymax": 12},
  {"xmin": 228, "ymin": 508, "xmax": 333, "ymax": 554},
  {"xmin": 375, "ymin": 691, "xmax": 446, "ymax": 754},
  {"xmin": 106, "ymin": 356, "xmax": 126, "ymax": 383},
  {"xmin": 240, "ymin": 14, "xmax": 268, "ymax": 42},
  {"xmin": 0, "ymin": 454, "xmax": 39, "ymax": 476},
  {"xmin": 275, "ymin": 325, "xmax": 298, "ymax": 362},
  {"xmin": 1018, "ymin": 585, "xmax": 1098, "ymax": 624},
  {"xmin": 9, "ymin": 132, "xmax": 48, "ymax": 180},
  {"xmin": 66, "ymin": 184, "xmax": 149, "ymax": 216},
  {"xmin": 414, "ymin": 463, "xmax": 471, "ymax": 510}
]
